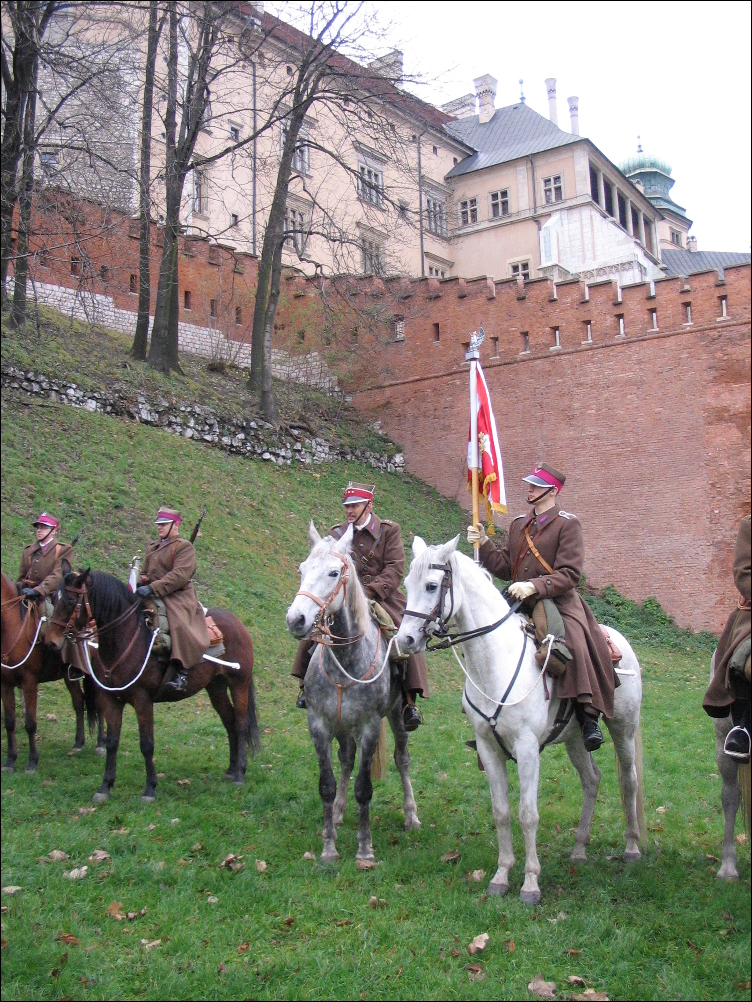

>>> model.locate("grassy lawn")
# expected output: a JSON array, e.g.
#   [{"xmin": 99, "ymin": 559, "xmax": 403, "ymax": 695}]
[{"xmin": 1, "ymin": 392, "xmax": 749, "ymax": 1001}]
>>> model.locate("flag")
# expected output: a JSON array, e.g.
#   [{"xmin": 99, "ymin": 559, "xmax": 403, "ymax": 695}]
[{"xmin": 467, "ymin": 361, "xmax": 507, "ymax": 530}]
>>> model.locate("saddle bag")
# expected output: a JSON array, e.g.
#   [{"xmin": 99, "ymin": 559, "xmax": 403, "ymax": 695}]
[
  {"xmin": 599, "ymin": 625, "xmax": 623, "ymax": 666},
  {"xmin": 204, "ymin": 613, "xmax": 223, "ymax": 646},
  {"xmin": 531, "ymin": 599, "xmax": 571, "ymax": 678}
]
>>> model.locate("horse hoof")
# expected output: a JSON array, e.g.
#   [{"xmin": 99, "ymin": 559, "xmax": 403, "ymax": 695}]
[
  {"xmin": 356, "ymin": 857, "xmax": 375, "ymax": 870},
  {"xmin": 95, "ymin": 745, "xmax": 106, "ymax": 758},
  {"xmin": 486, "ymin": 880, "xmax": 509, "ymax": 897},
  {"xmin": 68, "ymin": 746, "xmax": 84, "ymax": 756},
  {"xmin": 570, "ymin": 847, "xmax": 587, "ymax": 863},
  {"xmin": 92, "ymin": 790, "xmax": 110, "ymax": 804},
  {"xmin": 332, "ymin": 810, "xmax": 344, "ymax": 827},
  {"xmin": 141, "ymin": 793, "xmax": 157, "ymax": 804},
  {"xmin": 1, "ymin": 762, "xmax": 16, "ymax": 773},
  {"xmin": 623, "ymin": 849, "xmax": 641, "ymax": 863},
  {"xmin": 232, "ymin": 774, "xmax": 245, "ymax": 787},
  {"xmin": 25, "ymin": 762, "xmax": 38, "ymax": 774},
  {"xmin": 716, "ymin": 865, "xmax": 739, "ymax": 881},
  {"xmin": 404, "ymin": 815, "xmax": 421, "ymax": 831},
  {"xmin": 519, "ymin": 889, "xmax": 541, "ymax": 906},
  {"xmin": 320, "ymin": 850, "xmax": 340, "ymax": 862}
]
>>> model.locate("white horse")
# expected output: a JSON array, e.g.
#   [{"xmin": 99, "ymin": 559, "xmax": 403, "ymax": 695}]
[{"xmin": 396, "ymin": 535, "xmax": 644, "ymax": 905}]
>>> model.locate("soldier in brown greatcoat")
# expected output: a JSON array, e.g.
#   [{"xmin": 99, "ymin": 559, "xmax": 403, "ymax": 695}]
[
  {"xmin": 135, "ymin": 508, "xmax": 210, "ymax": 692},
  {"xmin": 468, "ymin": 464, "xmax": 617, "ymax": 752},
  {"xmin": 17, "ymin": 512, "xmax": 74, "ymax": 610},
  {"xmin": 703, "ymin": 514, "xmax": 751, "ymax": 760},
  {"xmin": 292, "ymin": 483, "xmax": 429, "ymax": 731}
]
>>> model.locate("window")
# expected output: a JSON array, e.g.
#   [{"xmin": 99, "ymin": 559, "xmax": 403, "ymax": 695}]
[
  {"xmin": 100, "ymin": 264, "xmax": 109, "ymax": 282},
  {"xmin": 432, "ymin": 322, "xmax": 440, "ymax": 342},
  {"xmin": 583, "ymin": 321, "xmax": 592, "ymax": 344},
  {"xmin": 235, "ymin": 306, "xmax": 242, "ymax": 326},
  {"xmin": 651, "ymin": 309, "xmax": 658, "ymax": 331},
  {"xmin": 542, "ymin": 228, "xmax": 552, "ymax": 263},
  {"xmin": 284, "ymin": 206, "xmax": 306, "ymax": 253},
  {"xmin": 684, "ymin": 303, "xmax": 692, "ymax": 324},
  {"xmin": 604, "ymin": 183, "xmax": 614, "ymax": 217},
  {"xmin": 453, "ymin": 156, "xmax": 458, "ymax": 165},
  {"xmin": 361, "ymin": 236, "xmax": 384, "ymax": 275},
  {"xmin": 550, "ymin": 327, "xmax": 560, "ymax": 350},
  {"xmin": 184, "ymin": 290, "xmax": 191, "ymax": 310},
  {"xmin": 490, "ymin": 189, "xmax": 509, "ymax": 218},
  {"xmin": 38, "ymin": 245, "xmax": 48, "ymax": 268},
  {"xmin": 193, "ymin": 168, "xmax": 208, "ymax": 215},
  {"xmin": 491, "ymin": 336, "xmax": 499, "ymax": 356},
  {"xmin": 129, "ymin": 272, "xmax": 137, "ymax": 293},
  {"xmin": 459, "ymin": 198, "xmax": 477, "ymax": 226},
  {"xmin": 719, "ymin": 295, "xmax": 728, "ymax": 319},
  {"xmin": 432, "ymin": 145, "xmax": 438, "ymax": 155},
  {"xmin": 428, "ymin": 264, "xmax": 445, "ymax": 278},
  {"xmin": 210, "ymin": 299, "xmax": 217, "ymax": 318},
  {"xmin": 616, "ymin": 314, "xmax": 625, "ymax": 337},
  {"xmin": 521, "ymin": 332, "xmax": 530, "ymax": 353},
  {"xmin": 358, "ymin": 163, "xmax": 383, "ymax": 208},
  {"xmin": 543, "ymin": 175, "xmax": 563, "ymax": 204},
  {"xmin": 391, "ymin": 316, "xmax": 405, "ymax": 341},
  {"xmin": 39, "ymin": 149, "xmax": 58, "ymax": 174},
  {"xmin": 510, "ymin": 261, "xmax": 530, "ymax": 280},
  {"xmin": 425, "ymin": 196, "xmax": 447, "ymax": 236},
  {"xmin": 281, "ymin": 119, "xmax": 311, "ymax": 174},
  {"xmin": 231, "ymin": 213, "xmax": 239, "ymax": 227},
  {"xmin": 670, "ymin": 229, "xmax": 683, "ymax": 247},
  {"xmin": 71, "ymin": 255, "xmax": 80, "ymax": 277},
  {"xmin": 229, "ymin": 124, "xmax": 240, "ymax": 142},
  {"xmin": 589, "ymin": 164, "xmax": 599, "ymax": 201}
]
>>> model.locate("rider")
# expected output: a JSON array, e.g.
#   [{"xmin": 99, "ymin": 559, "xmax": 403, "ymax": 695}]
[
  {"xmin": 135, "ymin": 507, "xmax": 210, "ymax": 693},
  {"xmin": 16, "ymin": 512, "xmax": 74, "ymax": 616},
  {"xmin": 292, "ymin": 482, "xmax": 429, "ymax": 731},
  {"xmin": 467, "ymin": 464, "xmax": 617, "ymax": 752},
  {"xmin": 703, "ymin": 514, "xmax": 751, "ymax": 759}
]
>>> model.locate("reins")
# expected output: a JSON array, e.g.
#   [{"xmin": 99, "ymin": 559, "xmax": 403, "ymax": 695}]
[
  {"xmin": 295, "ymin": 551, "xmax": 364, "ymax": 648},
  {"xmin": 1, "ymin": 599, "xmax": 45, "ymax": 670},
  {"xmin": 317, "ymin": 630, "xmax": 389, "ymax": 727}
]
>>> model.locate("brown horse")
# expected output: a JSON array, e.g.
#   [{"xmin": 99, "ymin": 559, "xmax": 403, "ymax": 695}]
[
  {"xmin": 46, "ymin": 561, "xmax": 259, "ymax": 802},
  {"xmin": 1, "ymin": 570, "xmax": 104, "ymax": 772}
]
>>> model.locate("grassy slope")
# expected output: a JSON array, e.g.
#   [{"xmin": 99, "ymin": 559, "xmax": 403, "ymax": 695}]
[{"xmin": 0, "ymin": 392, "xmax": 749, "ymax": 1002}]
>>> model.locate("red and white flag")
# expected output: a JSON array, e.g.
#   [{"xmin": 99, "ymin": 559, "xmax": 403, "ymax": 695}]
[{"xmin": 467, "ymin": 361, "xmax": 507, "ymax": 528}]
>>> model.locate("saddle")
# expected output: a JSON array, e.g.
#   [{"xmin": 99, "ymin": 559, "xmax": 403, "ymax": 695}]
[
  {"xmin": 526, "ymin": 601, "xmax": 623, "ymax": 677},
  {"xmin": 143, "ymin": 598, "xmax": 224, "ymax": 661}
]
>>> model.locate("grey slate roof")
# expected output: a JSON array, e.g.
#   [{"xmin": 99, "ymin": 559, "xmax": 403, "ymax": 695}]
[
  {"xmin": 660, "ymin": 249, "xmax": 750, "ymax": 278},
  {"xmin": 444, "ymin": 102, "xmax": 580, "ymax": 178}
]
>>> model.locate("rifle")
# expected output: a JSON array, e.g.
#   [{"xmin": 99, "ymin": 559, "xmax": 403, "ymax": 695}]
[
  {"xmin": 190, "ymin": 509, "xmax": 207, "ymax": 545},
  {"xmin": 70, "ymin": 528, "xmax": 84, "ymax": 547}
]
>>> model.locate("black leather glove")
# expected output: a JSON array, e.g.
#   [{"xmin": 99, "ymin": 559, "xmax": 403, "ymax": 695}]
[
  {"xmin": 21, "ymin": 587, "xmax": 38, "ymax": 598},
  {"xmin": 135, "ymin": 584, "xmax": 153, "ymax": 598}
]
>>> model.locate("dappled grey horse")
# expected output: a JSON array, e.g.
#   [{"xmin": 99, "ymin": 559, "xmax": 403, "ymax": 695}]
[{"xmin": 286, "ymin": 522, "xmax": 420, "ymax": 865}]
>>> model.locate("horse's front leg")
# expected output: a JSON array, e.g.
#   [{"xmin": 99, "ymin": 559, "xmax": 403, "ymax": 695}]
[
  {"xmin": 515, "ymin": 733, "xmax": 542, "ymax": 905},
  {"xmin": 64, "ymin": 675, "xmax": 86, "ymax": 754},
  {"xmin": 133, "ymin": 690, "xmax": 158, "ymax": 802},
  {"xmin": 21, "ymin": 676, "xmax": 39, "ymax": 773},
  {"xmin": 715, "ymin": 716, "xmax": 740, "ymax": 880},
  {"xmin": 333, "ymin": 735, "xmax": 356, "ymax": 827},
  {"xmin": 93, "ymin": 698, "xmax": 124, "ymax": 803},
  {"xmin": 564, "ymin": 729, "xmax": 602, "ymax": 863},
  {"xmin": 387, "ymin": 699, "xmax": 420, "ymax": 829},
  {"xmin": 353, "ymin": 720, "xmax": 382, "ymax": 865},
  {"xmin": 475, "ymin": 729, "xmax": 514, "ymax": 895},
  {"xmin": 309, "ymin": 719, "xmax": 338, "ymax": 860},
  {"xmin": 1, "ymin": 678, "xmax": 18, "ymax": 772}
]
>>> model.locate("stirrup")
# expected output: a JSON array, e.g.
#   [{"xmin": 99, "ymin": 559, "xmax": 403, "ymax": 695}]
[
  {"xmin": 724, "ymin": 725, "xmax": 751, "ymax": 761},
  {"xmin": 296, "ymin": 689, "xmax": 307, "ymax": 710},
  {"xmin": 581, "ymin": 717, "xmax": 604, "ymax": 752},
  {"xmin": 403, "ymin": 703, "xmax": 422, "ymax": 732},
  {"xmin": 166, "ymin": 669, "xmax": 188, "ymax": 693}
]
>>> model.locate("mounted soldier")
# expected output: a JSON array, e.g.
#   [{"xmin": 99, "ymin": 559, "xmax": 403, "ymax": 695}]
[
  {"xmin": 703, "ymin": 514, "xmax": 751, "ymax": 760},
  {"xmin": 292, "ymin": 482, "xmax": 429, "ymax": 731},
  {"xmin": 135, "ymin": 508, "xmax": 210, "ymax": 693},
  {"xmin": 467, "ymin": 464, "xmax": 617, "ymax": 752},
  {"xmin": 16, "ymin": 512, "xmax": 74, "ymax": 620}
]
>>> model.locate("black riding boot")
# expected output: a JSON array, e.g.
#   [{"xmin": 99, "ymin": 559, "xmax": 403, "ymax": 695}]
[
  {"xmin": 166, "ymin": 664, "xmax": 188, "ymax": 693},
  {"xmin": 575, "ymin": 702, "xmax": 604, "ymax": 752},
  {"xmin": 403, "ymin": 692, "xmax": 421, "ymax": 732},
  {"xmin": 296, "ymin": 687, "xmax": 307, "ymax": 709},
  {"xmin": 725, "ymin": 699, "xmax": 751, "ymax": 760}
]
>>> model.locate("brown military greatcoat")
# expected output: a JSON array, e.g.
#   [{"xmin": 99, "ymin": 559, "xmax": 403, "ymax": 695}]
[
  {"xmin": 292, "ymin": 513, "xmax": 429, "ymax": 697},
  {"xmin": 17, "ymin": 540, "xmax": 74, "ymax": 598},
  {"xmin": 703, "ymin": 514, "xmax": 751, "ymax": 717},
  {"xmin": 141, "ymin": 537, "xmax": 209, "ymax": 670},
  {"xmin": 478, "ymin": 503, "xmax": 617, "ymax": 718}
]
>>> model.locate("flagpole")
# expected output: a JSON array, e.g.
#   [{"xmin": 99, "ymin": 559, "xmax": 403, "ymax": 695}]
[{"xmin": 466, "ymin": 330, "xmax": 484, "ymax": 564}]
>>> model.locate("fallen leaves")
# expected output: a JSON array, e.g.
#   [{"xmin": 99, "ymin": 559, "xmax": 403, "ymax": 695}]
[
  {"xmin": 467, "ymin": 932, "xmax": 489, "ymax": 955},
  {"xmin": 440, "ymin": 850, "xmax": 460, "ymax": 863},
  {"xmin": 111, "ymin": 826, "xmax": 129, "ymax": 835},
  {"xmin": 506, "ymin": 938, "xmax": 515, "ymax": 953},
  {"xmin": 177, "ymin": 779, "xmax": 190, "ymax": 786},
  {"xmin": 548, "ymin": 911, "xmax": 568, "ymax": 925},
  {"xmin": 220, "ymin": 854, "xmax": 244, "ymax": 872},
  {"xmin": 656, "ymin": 805, "xmax": 667, "ymax": 814},
  {"xmin": 106, "ymin": 902, "xmax": 124, "ymax": 920},
  {"xmin": 55, "ymin": 933, "xmax": 80, "ymax": 946},
  {"xmin": 207, "ymin": 896, "xmax": 218, "ymax": 905},
  {"xmin": 470, "ymin": 869, "xmax": 486, "ymax": 882},
  {"xmin": 2, "ymin": 886, "xmax": 22, "ymax": 896},
  {"xmin": 255, "ymin": 859, "xmax": 267, "ymax": 873},
  {"xmin": 42, "ymin": 780, "xmax": 53, "ymax": 787},
  {"xmin": 528, "ymin": 974, "xmax": 557, "ymax": 998},
  {"xmin": 335, "ymin": 919, "xmax": 352, "ymax": 927},
  {"xmin": 47, "ymin": 850, "xmax": 69, "ymax": 862},
  {"xmin": 735, "ymin": 832, "xmax": 747, "ymax": 845},
  {"xmin": 78, "ymin": 806, "xmax": 96, "ymax": 815},
  {"xmin": 564, "ymin": 948, "xmax": 582, "ymax": 956},
  {"xmin": 64, "ymin": 866, "xmax": 88, "ymax": 880},
  {"xmin": 466, "ymin": 963, "xmax": 485, "ymax": 981},
  {"xmin": 46, "ymin": 713, "xmax": 57, "ymax": 722},
  {"xmin": 569, "ymin": 975, "xmax": 586, "ymax": 987},
  {"xmin": 88, "ymin": 850, "xmax": 110, "ymax": 863},
  {"xmin": 140, "ymin": 938, "xmax": 161, "ymax": 951},
  {"xmin": 237, "ymin": 942, "xmax": 250, "ymax": 954},
  {"xmin": 217, "ymin": 962, "xmax": 228, "ymax": 974},
  {"xmin": 368, "ymin": 897, "xmax": 387, "ymax": 908},
  {"xmin": 303, "ymin": 851, "xmax": 316, "ymax": 861},
  {"xmin": 575, "ymin": 991, "xmax": 609, "ymax": 1001},
  {"xmin": 356, "ymin": 858, "xmax": 375, "ymax": 870}
]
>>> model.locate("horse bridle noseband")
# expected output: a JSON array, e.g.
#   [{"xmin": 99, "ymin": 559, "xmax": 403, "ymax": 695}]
[
  {"xmin": 403, "ymin": 559, "xmax": 523, "ymax": 650},
  {"xmin": 51, "ymin": 580, "xmax": 144, "ymax": 677},
  {"xmin": 295, "ymin": 551, "xmax": 363, "ymax": 647}
]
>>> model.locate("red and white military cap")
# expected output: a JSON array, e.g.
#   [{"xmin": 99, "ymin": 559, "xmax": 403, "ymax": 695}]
[
  {"xmin": 33, "ymin": 511, "xmax": 59, "ymax": 529},
  {"xmin": 155, "ymin": 507, "xmax": 182, "ymax": 525},
  {"xmin": 342, "ymin": 482, "xmax": 374, "ymax": 506},
  {"xmin": 521, "ymin": 464, "xmax": 566, "ymax": 492}
]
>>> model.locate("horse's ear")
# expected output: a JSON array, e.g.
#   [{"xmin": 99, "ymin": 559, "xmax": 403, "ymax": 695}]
[
  {"xmin": 434, "ymin": 534, "xmax": 460, "ymax": 563},
  {"xmin": 334, "ymin": 523, "xmax": 353, "ymax": 553},
  {"xmin": 412, "ymin": 536, "xmax": 427, "ymax": 558},
  {"xmin": 61, "ymin": 557, "xmax": 72, "ymax": 577},
  {"xmin": 308, "ymin": 520, "xmax": 321, "ymax": 549},
  {"xmin": 74, "ymin": 567, "xmax": 91, "ymax": 587}
]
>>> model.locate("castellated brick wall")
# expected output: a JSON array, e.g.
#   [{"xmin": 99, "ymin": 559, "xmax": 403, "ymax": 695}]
[{"xmin": 11, "ymin": 197, "xmax": 751, "ymax": 632}]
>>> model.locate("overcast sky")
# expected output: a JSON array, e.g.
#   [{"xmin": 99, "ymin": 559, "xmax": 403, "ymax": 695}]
[{"xmin": 374, "ymin": 1, "xmax": 751, "ymax": 253}]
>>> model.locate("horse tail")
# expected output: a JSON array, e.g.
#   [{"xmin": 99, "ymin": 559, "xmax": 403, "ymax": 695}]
[
  {"xmin": 246, "ymin": 675, "xmax": 260, "ymax": 754},
  {"xmin": 83, "ymin": 675, "xmax": 98, "ymax": 737},
  {"xmin": 615, "ymin": 722, "xmax": 646, "ymax": 846},
  {"xmin": 739, "ymin": 761, "xmax": 751, "ymax": 833},
  {"xmin": 371, "ymin": 717, "xmax": 388, "ymax": 782}
]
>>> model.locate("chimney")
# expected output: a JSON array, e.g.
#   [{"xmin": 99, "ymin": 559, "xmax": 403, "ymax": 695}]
[
  {"xmin": 473, "ymin": 74, "xmax": 497, "ymax": 125},
  {"xmin": 567, "ymin": 96, "xmax": 579, "ymax": 135},
  {"xmin": 687, "ymin": 235, "xmax": 698, "ymax": 252},
  {"xmin": 441, "ymin": 93, "xmax": 476, "ymax": 119},
  {"xmin": 368, "ymin": 50, "xmax": 403, "ymax": 89},
  {"xmin": 545, "ymin": 78, "xmax": 558, "ymax": 126}
]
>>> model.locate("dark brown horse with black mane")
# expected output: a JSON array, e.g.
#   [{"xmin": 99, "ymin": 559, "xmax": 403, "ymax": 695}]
[
  {"xmin": 46, "ymin": 561, "xmax": 259, "ymax": 802},
  {"xmin": 1, "ymin": 569, "xmax": 103, "ymax": 772}
]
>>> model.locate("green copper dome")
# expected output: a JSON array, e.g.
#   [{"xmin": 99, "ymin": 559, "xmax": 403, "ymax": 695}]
[{"xmin": 620, "ymin": 148, "xmax": 687, "ymax": 219}]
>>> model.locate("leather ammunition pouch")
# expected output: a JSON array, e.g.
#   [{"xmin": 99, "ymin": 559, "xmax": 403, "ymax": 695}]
[
  {"xmin": 205, "ymin": 613, "xmax": 223, "ymax": 647},
  {"xmin": 531, "ymin": 599, "xmax": 571, "ymax": 678},
  {"xmin": 143, "ymin": 598, "xmax": 172, "ymax": 656}
]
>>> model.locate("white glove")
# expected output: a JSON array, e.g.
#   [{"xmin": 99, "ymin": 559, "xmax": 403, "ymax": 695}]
[
  {"xmin": 508, "ymin": 580, "xmax": 537, "ymax": 601},
  {"xmin": 466, "ymin": 524, "xmax": 487, "ymax": 546}
]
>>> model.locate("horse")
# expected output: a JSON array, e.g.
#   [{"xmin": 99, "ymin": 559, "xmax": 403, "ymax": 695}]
[
  {"xmin": 396, "ymin": 535, "xmax": 644, "ymax": 905},
  {"xmin": 708, "ymin": 652, "xmax": 751, "ymax": 880},
  {"xmin": 1, "ymin": 569, "xmax": 104, "ymax": 772},
  {"xmin": 45, "ymin": 559, "xmax": 259, "ymax": 802},
  {"xmin": 285, "ymin": 522, "xmax": 420, "ymax": 865}
]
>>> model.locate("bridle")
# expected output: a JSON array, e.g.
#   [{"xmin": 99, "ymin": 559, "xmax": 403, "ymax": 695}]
[
  {"xmin": 295, "ymin": 551, "xmax": 363, "ymax": 647},
  {"xmin": 403, "ymin": 558, "xmax": 523, "ymax": 650},
  {"xmin": 1, "ymin": 595, "xmax": 43, "ymax": 669}
]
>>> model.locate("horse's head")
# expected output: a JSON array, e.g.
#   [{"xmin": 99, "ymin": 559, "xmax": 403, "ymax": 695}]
[
  {"xmin": 46, "ymin": 559, "xmax": 91, "ymax": 651},
  {"xmin": 286, "ymin": 521, "xmax": 361, "ymax": 638},
  {"xmin": 397, "ymin": 534, "xmax": 461, "ymax": 653}
]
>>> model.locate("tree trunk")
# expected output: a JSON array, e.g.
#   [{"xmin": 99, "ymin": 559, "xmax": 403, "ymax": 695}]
[
  {"xmin": 260, "ymin": 238, "xmax": 283, "ymax": 422},
  {"xmin": 131, "ymin": 1, "xmax": 161, "ymax": 360},
  {"xmin": 10, "ymin": 58, "xmax": 38, "ymax": 329}
]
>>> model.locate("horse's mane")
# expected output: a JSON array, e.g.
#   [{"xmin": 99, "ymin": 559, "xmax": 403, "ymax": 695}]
[
  {"xmin": 408, "ymin": 544, "xmax": 509, "ymax": 615},
  {"xmin": 311, "ymin": 536, "xmax": 370, "ymax": 635},
  {"xmin": 87, "ymin": 570, "xmax": 139, "ymax": 626}
]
